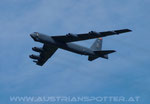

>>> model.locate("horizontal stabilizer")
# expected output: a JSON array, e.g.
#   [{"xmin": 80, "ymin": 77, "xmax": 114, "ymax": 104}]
[
  {"xmin": 94, "ymin": 50, "xmax": 116, "ymax": 56},
  {"xmin": 88, "ymin": 56, "xmax": 99, "ymax": 61},
  {"xmin": 88, "ymin": 50, "xmax": 116, "ymax": 61}
]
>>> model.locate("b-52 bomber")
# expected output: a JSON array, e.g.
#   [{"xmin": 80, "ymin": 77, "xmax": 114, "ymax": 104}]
[{"xmin": 29, "ymin": 29, "xmax": 131, "ymax": 66}]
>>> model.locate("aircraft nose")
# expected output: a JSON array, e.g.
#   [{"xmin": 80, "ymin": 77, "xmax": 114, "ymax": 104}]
[
  {"xmin": 30, "ymin": 32, "xmax": 40, "ymax": 42},
  {"xmin": 30, "ymin": 33, "xmax": 37, "ymax": 41},
  {"xmin": 30, "ymin": 33, "xmax": 35, "ymax": 38}
]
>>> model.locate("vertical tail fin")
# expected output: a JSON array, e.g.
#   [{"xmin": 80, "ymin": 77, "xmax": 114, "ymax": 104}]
[
  {"xmin": 88, "ymin": 38, "xmax": 116, "ymax": 61},
  {"xmin": 90, "ymin": 38, "xmax": 102, "ymax": 51},
  {"xmin": 88, "ymin": 38, "xmax": 103, "ymax": 61}
]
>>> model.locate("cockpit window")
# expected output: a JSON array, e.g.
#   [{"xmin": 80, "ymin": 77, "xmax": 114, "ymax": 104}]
[{"xmin": 34, "ymin": 32, "xmax": 39, "ymax": 38}]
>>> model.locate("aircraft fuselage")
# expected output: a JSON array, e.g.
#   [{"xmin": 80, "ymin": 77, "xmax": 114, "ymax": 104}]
[
  {"xmin": 30, "ymin": 29, "xmax": 132, "ymax": 66},
  {"xmin": 30, "ymin": 33, "xmax": 95, "ymax": 56}
]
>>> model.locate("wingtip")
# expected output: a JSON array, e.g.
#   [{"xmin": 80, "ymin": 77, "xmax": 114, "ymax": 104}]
[
  {"xmin": 126, "ymin": 29, "xmax": 132, "ymax": 32},
  {"xmin": 113, "ymin": 50, "xmax": 116, "ymax": 53}
]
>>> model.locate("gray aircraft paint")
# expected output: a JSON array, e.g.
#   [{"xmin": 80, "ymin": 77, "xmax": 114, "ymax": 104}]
[{"xmin": 29, "ymin": 29, "xmax": 131, "ymax": 66}]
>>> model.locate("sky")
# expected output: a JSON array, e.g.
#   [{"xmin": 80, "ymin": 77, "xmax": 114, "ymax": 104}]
[{"xmin": 0, "ymin": 0, "xmax": 150, "ymax": 104}]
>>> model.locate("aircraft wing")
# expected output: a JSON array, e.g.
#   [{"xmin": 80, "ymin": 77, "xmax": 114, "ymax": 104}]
[
  {"xmin": 35, "ymin": 44, "xmax": 58, "ymax": 66},
  {"xmin": 52, "ymin": 29, "xmax": 132, "ymax": 43}
]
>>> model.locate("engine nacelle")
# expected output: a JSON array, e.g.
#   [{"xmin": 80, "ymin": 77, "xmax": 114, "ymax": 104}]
[
  {"xmin": 32, "ymin": 47, "xmax": 43, "ymax": 52},
  {"xmin": 33, "ymin": 60, "xmax": 38, "ymax": 63},
  {"xmin": 66, "ymin": 33, "xmax": 78, "ymax": 37},
  {"xmin": 89, "ymin": 31, "xmax": 99, "ymax": 35},
  {"xmin": 29, "ymin": 54, "xmax": 40, "ymax": 59}
]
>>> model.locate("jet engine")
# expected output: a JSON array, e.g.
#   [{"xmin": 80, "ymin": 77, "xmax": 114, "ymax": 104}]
[
  {"xmin": 29, "ymin": 54, "xmax": 40, "ymax": 59},
  {"xmin": 32, "ymin": 47, "xmax": 43, "ymax": 52},
  {"xmin": 33, "ymin": 60, "xmax": 38, "ymax": 63},
  {"xmin": 89, "ymin": 31, "xmax": 99, "ymax": 35},
  {"xmin": 66, "ymin": 33, "xmax": 78, "ymax": 37}
]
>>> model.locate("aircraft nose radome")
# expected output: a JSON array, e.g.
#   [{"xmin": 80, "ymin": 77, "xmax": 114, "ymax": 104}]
[
  {"xmin": 30, "ymin": 33, "xmax": 37, "ymax": 41},
  {"xmin": 30, "ymin": 33, "xmax": 35, "ymax": 38}
]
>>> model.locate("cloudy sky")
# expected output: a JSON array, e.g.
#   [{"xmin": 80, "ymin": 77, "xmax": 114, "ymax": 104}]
[{"xmin": 0, "ymin": 0, "xmax": 150, "ymax": 104}]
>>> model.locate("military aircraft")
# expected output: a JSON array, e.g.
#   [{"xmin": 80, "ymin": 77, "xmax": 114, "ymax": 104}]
[{"xmin": 29, "ymin": 29, "xmax": 131, "ymax": 66}]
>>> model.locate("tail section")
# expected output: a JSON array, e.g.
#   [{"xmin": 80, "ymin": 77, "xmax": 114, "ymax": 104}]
[
  {"xmin": 94, "ymin": 50, "xmax": 116, "ymax": 59},
  {"xmin": 88, "ymin": 56, "xmax": 99, "ymax": 61},
  {"xmin": 90, "ymin": 38, "xmax": 102, "ymax": 51},
  {"xmin": 88, "ymin": 50, "xmax": 116, "ymax": 61},
  {"xmin": 94, "ymin": 50, "xmax": 116, "ymax": 55},
  {"xmin": 88, "ymin": 38, "xmax": 116, "ymax": 61}
]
